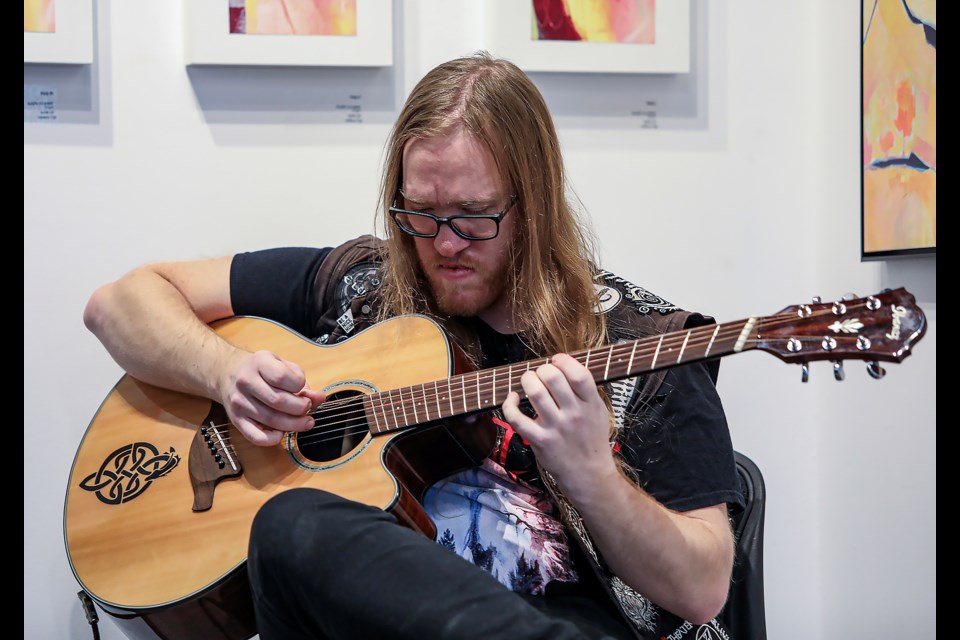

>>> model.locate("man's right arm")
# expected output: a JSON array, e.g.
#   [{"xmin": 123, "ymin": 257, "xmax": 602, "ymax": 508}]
[{"xmin": 83, "ymin": 256, "xmax": 323, "ymax": 445}]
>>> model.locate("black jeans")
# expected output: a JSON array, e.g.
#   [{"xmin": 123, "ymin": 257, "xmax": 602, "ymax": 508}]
[{"xmin": 247, "ymin": 488, "xmax": 635, "ymax": 640}]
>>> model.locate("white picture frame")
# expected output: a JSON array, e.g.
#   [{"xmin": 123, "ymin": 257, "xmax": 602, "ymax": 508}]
[
  {"xmin": 483, "ymin": 0, "xmax": 689, "ymax": 74},
  {"xmin": 184, "ymin": 0, "xmax": 393, "ymax": 66},
  {"xmin": 24, "ymin": 0, "xmax": 94, "ymax": 64}
]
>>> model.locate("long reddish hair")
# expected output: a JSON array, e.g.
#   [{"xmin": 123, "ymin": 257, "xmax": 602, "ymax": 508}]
[{"xmin": 376, "ymin": 52, "xmax": 605, "ymax": 357}]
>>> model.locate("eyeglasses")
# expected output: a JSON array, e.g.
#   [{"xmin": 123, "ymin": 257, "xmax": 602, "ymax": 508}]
[{"xmin": 389, "ymin": 192, "xmax": 517, "ymax": 241}]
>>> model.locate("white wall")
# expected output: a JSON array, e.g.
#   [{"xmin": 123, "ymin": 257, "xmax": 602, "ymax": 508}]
[{"xmin": 25, "ymin": 1, "xmax": 936, "ymax": 639}]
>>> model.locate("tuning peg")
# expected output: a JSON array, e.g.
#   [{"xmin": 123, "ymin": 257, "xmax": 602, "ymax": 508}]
[
  {"xmin": 812, "ymin": 296, "xmax": 822, "ymax": 304},
  {"xmin": 867, "ymin": 361, "xmax": 887, "ymax": 379},
  {"xmin": 801, "ymin": 363, "xmax": 810, "ymax": 383},
  {"xmin": 832, "ymin": 361, "xmax": 845, "ymax": 381},
  {"xmin": 842, "ymin": 292, "xmax": 858, "ymax": 301}
]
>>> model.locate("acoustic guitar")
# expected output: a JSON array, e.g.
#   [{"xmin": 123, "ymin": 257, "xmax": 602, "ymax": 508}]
[{"xmin": 63, "ymin": 288, "xmax": 927, "ymax": 640}]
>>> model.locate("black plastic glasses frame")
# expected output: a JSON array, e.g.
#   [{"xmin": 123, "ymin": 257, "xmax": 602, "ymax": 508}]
[{"xmin": 389, "ymin": 193, "xmax": 517, "ymax": 241}]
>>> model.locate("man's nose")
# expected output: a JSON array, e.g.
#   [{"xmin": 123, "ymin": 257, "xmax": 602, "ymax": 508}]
[{"xmin": 433, "ymin": 223, "xmax": 470, "ymax": 257}]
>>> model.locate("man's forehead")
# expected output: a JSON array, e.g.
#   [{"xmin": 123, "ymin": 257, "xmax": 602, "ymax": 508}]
[{"xmin": 400, "ymin": 131, "xmax": 505, "ymax": 204}]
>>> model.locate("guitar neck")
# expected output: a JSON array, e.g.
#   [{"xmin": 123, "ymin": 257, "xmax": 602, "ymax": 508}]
[{"xmin": 364, "ymin": 317, "xmax": 759, "ymax": 434}]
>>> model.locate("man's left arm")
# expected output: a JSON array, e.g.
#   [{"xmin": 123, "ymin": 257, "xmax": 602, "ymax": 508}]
[{"xmin": 502, "ymin": 353, "xmax": 735, "ymax": 625}]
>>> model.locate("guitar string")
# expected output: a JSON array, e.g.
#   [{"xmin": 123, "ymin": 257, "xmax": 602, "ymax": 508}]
[
  {"xmin": 287, "ymin": 304, "xmax": 867, "ymax": 439},
  {"xmin": 238, "ymin": 304, "xmax": 852, "ymax": 427},
  {"xmin": 286, "ymin": 323, "xmax": 871, "ymax": 447},
  {"xmin": 204, "ymin": 305, "xmax": 881, "ymax": 449},
  {"xmin": 207, "ymin": 307, "xmax": 875, "ymax": 451},
  {"xmin": 249, "ymin": 319, "xmax": 761, "ymax": 443}
]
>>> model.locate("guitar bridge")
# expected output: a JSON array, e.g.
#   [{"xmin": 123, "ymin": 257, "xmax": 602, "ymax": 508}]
[{"xmin": 188, "ymin": 405, "xmax": 243, "ymax": 511}]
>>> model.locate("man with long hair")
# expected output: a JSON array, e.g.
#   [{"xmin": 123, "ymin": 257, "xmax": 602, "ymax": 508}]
[{"xmin": 84, "ymin": 52, "xmax": 743, "ymax": 639}]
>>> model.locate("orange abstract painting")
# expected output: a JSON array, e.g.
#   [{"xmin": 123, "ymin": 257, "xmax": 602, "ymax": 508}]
[
  {"xmin": 24, "ymin": 0, "xmax": 55, "ymax": 33},
  {"xmin": 532, "ymin": 0, "xmax": 655, "ymax": 44},
  {"xmin": 229, "ymin": 0, "xmax": 357, "ymax": 36},
  {"xmin": 862, "ymin": 0, "xmax": 936, "ymax": 256}
]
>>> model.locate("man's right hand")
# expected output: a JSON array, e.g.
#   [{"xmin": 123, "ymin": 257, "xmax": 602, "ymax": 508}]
[
  {"xmin": 220, "ymin": 350, "xmax": 327, "ymax": 446},
  {"xmin": 84, "ymin": 256, "xmax": 325, "ymax": 447}
]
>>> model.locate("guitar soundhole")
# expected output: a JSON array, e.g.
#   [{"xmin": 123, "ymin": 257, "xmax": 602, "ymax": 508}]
[{"xmin": 295, "ymin": 389, "xmax": 369, "ymax": 463}]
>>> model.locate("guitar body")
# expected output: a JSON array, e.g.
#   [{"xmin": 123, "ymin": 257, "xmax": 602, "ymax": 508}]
[
  {"xmin": 64, "ymin": 288, "xmax": 928, "ymax": 640},
  {"xmin": 64, "ymin": 315, "xmax": 495, "ymax": 640}
]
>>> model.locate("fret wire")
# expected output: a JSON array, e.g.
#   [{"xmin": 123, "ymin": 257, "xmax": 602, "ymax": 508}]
[
  {"xmin": 447, "ymin": 378, "xmax": 455, "ymax": 417},
  {"xmin": 627, "ymin": 340, "xmax": 638, "ymax": 375},
  {"xmin": 677, "ymin": 330, "xmax": 691, "ymax": 364},
  {"xmin": 382, "ymin": 390, "xmax": 394, "ymax": 428},
  {"xmin": 420, "ymin": 384, "xmax": 430, "ymax": 421},
  {"xmin": 397, "ymin": 388, "xmax": 409, "ymax": 427},
  {"xmin": 704, "ymin": 324, "xmax": 720, "ymax": 357},
  {"xmin": 475, "ymin": 370, "xmax": 481, "ymax": 410},
  {"xmin": 409, "ymin": 386, "xmax": 419, "ymax": 423},
  {"xmin": 370, "ymin": 392, "xmax": 387, "ymax": 428},
  {"xmin": 651, "ymin": 334, "xmax": 664, "ymax": 369},
  {"xmin": 374, "ymin": 393, "xmax": 385, "ymax": 432},
  {"xmin": 368, "ymin": 396, "xmax": 381, "ymax": 434}
]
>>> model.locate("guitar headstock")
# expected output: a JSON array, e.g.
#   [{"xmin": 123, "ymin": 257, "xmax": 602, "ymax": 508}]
[{"xmin": 755, "ymin": 287, "xmax": 926, "ymax": 381}]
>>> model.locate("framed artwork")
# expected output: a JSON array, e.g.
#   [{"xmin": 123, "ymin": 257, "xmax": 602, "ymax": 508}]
[
  {"xmin": 24, "ymin": 0, "xmax": 94, "ymax": 64},
  {"xmin": 185, "ymin": 0, "xmax": 393, "ymax": 66},
  {"xmin": 861, "ymin": 0, "xmax": 936, "ymax": 259},
  {"xmin": 483, "ymin": 0, "xmax": 689, "ymax": 74}
]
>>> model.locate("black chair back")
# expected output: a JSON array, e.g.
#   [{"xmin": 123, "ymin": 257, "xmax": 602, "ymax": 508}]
[{"xmin": 720, "ymin": 451, "xmax": 767, "ymax": 639}]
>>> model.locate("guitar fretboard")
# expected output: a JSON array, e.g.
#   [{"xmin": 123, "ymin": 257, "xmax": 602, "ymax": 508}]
[{"xmin": 362, "ymin": 317, "xmax": 759, "ymax": 434}]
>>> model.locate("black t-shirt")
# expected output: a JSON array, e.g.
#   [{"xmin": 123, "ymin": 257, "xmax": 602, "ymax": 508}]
[{"xmin": 231, "ymin": 246, "xmax": 333, "ymax": 335}]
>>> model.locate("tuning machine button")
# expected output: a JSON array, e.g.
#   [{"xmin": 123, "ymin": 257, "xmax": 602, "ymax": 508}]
[
  {"xmin": 832, "ymin": 301, "xmax": 847, "ymax": 315},
  {"xmin": 801, "ymin": 363, "xmax": 810, "ymax": 383},
  {"xmin": 832, "ymin": 361, "xmax": 845, "ymax": 381},
  {"xmin": 867, "ymin": 361, "xmax": 887, "ymax": 379},
  {"xmin": 866, "ymin": 296, "xmax": 881, "ymax": 311}
]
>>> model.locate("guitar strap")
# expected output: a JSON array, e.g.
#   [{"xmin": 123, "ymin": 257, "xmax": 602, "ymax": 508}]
[
  {"xmin": 539, "ymin": 293, "xmax": 736, "ymax": 639},
  {"xmin": 309, "ymin": 234, "xmax": 386, "ymax": 344},
  {"xmin": 537, "ymin": 290, "xmax": 696, "ymax": 640}
]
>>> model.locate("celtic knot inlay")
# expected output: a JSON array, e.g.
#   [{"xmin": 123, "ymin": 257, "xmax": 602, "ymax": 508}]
[{"xmin": 79, "ymin": 442, "xmax": 180, "ymax": 505}]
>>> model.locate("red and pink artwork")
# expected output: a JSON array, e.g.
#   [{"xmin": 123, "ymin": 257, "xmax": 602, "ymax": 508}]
[{"xmin": 532, "ymin": 0, "xmax": 655, "ymax": 43}]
